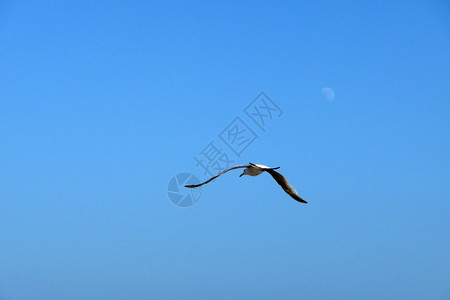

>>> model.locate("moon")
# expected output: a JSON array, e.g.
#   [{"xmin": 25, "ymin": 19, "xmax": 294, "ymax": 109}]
[{"xmin": 321, "ymin": 87, "xmax": 335, "ymax": 101}]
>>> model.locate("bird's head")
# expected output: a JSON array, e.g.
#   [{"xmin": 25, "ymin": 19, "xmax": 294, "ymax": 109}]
[{"xmin": 239, "ymin": 169, "xmax": 248, "ymax": 177}]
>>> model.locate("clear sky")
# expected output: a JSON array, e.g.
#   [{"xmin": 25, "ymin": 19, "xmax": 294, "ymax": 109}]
[{"xmin": 1, "ymin": 1, "xmax": 449, "ymax": 299}]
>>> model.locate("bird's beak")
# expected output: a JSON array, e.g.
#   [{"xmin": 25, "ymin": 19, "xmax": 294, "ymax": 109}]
[{"xmin": 239, "ymin": 173, "xmax": 244, "ymax": 177}]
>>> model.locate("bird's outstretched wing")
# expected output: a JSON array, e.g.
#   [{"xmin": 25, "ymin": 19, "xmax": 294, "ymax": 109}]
[
  {"xmin": 185, "ymin": 164, "xmax": 249, "ymax": 188},
  {"xmin": 266, "ymin": 169, "xmax": 307, "ymax": 203}
]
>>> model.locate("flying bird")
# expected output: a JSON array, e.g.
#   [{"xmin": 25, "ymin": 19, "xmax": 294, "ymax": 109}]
[{"xmin": 185, "ymin": 162, "xmax": 307, "ymax": 203}]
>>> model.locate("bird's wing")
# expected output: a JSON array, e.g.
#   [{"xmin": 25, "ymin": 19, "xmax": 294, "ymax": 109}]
[
  {"xmin": 185, "ymin": 164, "xmax": 249, "ymax": 188},
  {"xmin": 266, "ymin": 169, "xmax": 307, "ymax": 203}
]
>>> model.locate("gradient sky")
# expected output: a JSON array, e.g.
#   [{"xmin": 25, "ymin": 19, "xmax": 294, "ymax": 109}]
[{"xmin": 1, "ymin": 1, "xmax": 449, "ymax": 299}]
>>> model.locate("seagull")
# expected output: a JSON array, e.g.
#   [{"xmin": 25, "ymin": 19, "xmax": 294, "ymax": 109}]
[{"xmin": 185, "ymin": 162, "xmax": 307, "ymax": 203}]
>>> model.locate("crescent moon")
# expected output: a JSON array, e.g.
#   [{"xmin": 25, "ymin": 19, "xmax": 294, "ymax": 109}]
[{"xmin": 321, "ymin": 87, "xmax": 335, "ymax": 101}]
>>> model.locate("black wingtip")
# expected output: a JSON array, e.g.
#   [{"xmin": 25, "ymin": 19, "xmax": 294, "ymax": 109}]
[
  {"xmin": 295, "ymin": 198, "xmax": 308, "ymax": 204},
  {"xmin": 297, "ymin": 195, "xmax": 307, "ymax": 203},
  {"xmin": 292, "ymin": 194, "xmax": 307, "ymax": 204}
]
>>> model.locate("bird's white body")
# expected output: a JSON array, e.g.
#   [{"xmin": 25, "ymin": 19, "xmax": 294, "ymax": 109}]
[{"xmin": 240, "ymin": 164, "xmax": 269, "ymax": 176}]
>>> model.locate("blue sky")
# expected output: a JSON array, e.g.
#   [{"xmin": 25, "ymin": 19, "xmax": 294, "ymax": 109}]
[{"xmin": 1, "ymin": 1, "xmax": 449, "ymax": 299}]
